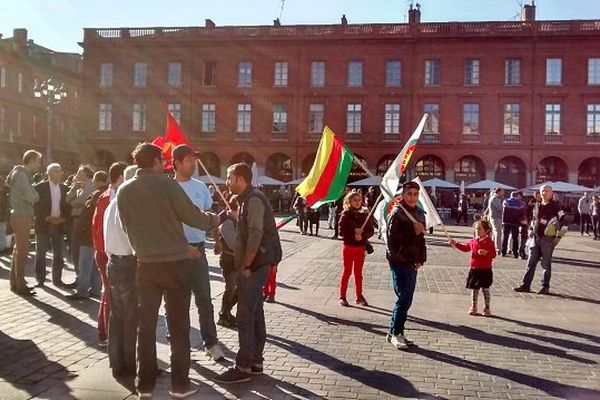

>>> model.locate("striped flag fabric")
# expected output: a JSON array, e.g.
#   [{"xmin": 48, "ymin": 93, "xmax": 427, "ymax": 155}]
[{"xmin": 296, "ymin": 126, "xmax": 353, "ymax": 207}]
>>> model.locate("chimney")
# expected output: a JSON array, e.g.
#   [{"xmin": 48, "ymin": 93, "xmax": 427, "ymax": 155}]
[
  {"xmin": 408, "ymin": 3, "xmax": 421, "ymax": 24},
  {"xmin": 521, "ymin": 2, "xmax": 536, "ymax": 22},
  {"xmin": 341, "ymin": 14, "xmax": 348, "ymax": 26},
  {"xmin": 12, "ymin": 28, "xmax": 28, "ymax": 46},
  {"xmin": 205, "ymin": 19, "xmax": 215, "ymax": 28},
  {"xmin": 273, "ymin": 18, "xmax": 281, "ymax": 27}
]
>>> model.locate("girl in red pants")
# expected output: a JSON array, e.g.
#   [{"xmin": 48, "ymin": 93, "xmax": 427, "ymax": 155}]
[
  {"xmin": 338, "ymin": 191, "xmax": 374, "ymax": 306},
  {"xmin": 263, "ymin": 264, "xmax": 278, "ymax": 303}
]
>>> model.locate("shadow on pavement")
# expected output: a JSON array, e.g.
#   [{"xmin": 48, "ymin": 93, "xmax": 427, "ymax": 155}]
[
  {"xmin": 36, "ymin": 284, "xmax": 101, "ymax": 321},
  {"xmin": 267, "ymin": 334, "xmax": 444, "ymax": 400},
  {"xmin": 509, "ymin": 330, "xmax": 600, "ymax": 356},
  {"xmin": 413, "ymin": 346, "xmax": 600, "ymax": 400},
  {"xmin": 552, "ymin": 256, "xmax": 600, "ymax": 269},
  {"xmin": 493, "ymin": 316, "xmax": 600, "ymax": 344},
  {"xmin": 0, "ymin": 331, "xmax": 76, "ymax": 399},
  {"xmin": 408, "ymin": 316, "xmax": 597, "ymax": 365}
]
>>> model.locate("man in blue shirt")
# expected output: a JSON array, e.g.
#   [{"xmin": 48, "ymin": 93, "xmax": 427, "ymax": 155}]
[{"xmin": 172, "ymin": 145, "xmax": 224, "ymax": 361}]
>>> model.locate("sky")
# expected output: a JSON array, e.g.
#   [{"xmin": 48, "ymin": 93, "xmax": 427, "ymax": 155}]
[{"xmin": 1, "ymin": 0, "xmax": 600, "ymax": 53}]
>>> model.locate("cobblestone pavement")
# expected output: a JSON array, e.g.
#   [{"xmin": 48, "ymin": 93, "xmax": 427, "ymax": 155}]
[{"xmin": 0, "ymin": 223, "xmax": 599, "ymax": 399}]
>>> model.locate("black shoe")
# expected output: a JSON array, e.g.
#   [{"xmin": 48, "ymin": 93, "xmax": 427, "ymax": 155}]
[
  {"xmin": 513, "ymin": 255, "xmax": 519, "ymax": 259},
  {"xmin": 513, "ymin": 285, "xmax": 531, "ymax": 293},
  {"xmin": 15, "ymin": 288, "xmax": 36, "ymax": 296},
  {"xmin": 66, "ymin": 293, "xmax": 89, "ymax": 300},
  {"xmin": 250, "ymin": 364, "xmax": 264, "ymax": 375},
  {"xmin": 35, "ymin": 282, "xmax": 45, "ymax": 288},
  {"xmin": 537, "ymin": 287, "xmax": 550, "ymax": 295},
  {"xmin": 214, "ymin": 367, "xmax": 251, "ymax": 384},
  {"xmin": 217, "ymin": 315, "xmax": 237, "ymax": 329},
  {"xmin": 62, "ymin": 282, "xmax": 77, "ymax": 289},
  {"xmin": 90, "ymin": 292, "xmax": 102, "ymax": 299},
  {"xmin": 501, "ymin": 253, "xmax": 507, "ymax": 257}
]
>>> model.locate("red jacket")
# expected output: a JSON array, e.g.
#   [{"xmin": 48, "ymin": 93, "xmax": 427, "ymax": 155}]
[
  {"xmin": 454, "ymin": 235, "xmax": 496, "ymax": 270},
  {"xmin": 92, "ymin": 188, "xmax": 112, "ymax": 255}
]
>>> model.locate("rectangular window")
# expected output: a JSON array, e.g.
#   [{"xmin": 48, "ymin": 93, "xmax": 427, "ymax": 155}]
[
  {"xmin": 463, "ymin": 103, "xmax": 480, "ymax": 134},
  {"xmin": 545, "ymin": 104, "xmax": 561, "ymax": 135},
  {"xmin": 586, "ymin": 104, "xmax": 600, "ymax": 135},
  {"xmin": 100, "ymin": 63, "xmax": 113, "ymax": 87},
  {"xmin": 311, "ymin": 61, "xmax": 325, "ymax": 87},
  {"xmin": 201, "ymin": 103, "xmax": 216, "ymax": 133},
  {"xmin": 464, "ymin": 59, "xmax": 480, "ymax": 85},
  {"xmin": 17, "ymin": 111, "xmax": 21, "ymax": 136},
  {"xmin": 0, "ymin": 67, "xmax": 6, "ymax": 88},
  {"xmin": 132, "ymin": 103, "xmax": 146, "ymax": 132},
  {"xmin": 17, "ymin": 72, "xmax": 23, "ymax": 93},
  {"xmin": 237, "ymin": 103, "xmax": 251, "ymax": 132},
  {"xmin": 425, "ymin": 59, "xmax": 441, "ymax": 86},
  {"xmin": 167, "ymin": 102, "xmax": 181, "ymax": 124},
  {"xmin": 386, "ymin": 60, "xmax": 402, "ymax": 87},
  {"xmin": 348, "ymin": 61, "xmax": 363, "ymax": 87},
  {"xmin": 168, "ymin": 62, "xmax": 182, "ymax": 87},
  {"xmin": 505, "ymin": 59, "xmax": 521, "ymax": 85},
  {"xmin": 238, "ymin": 61, "xmax": 252, "ymax": 87},
  {"xmin": 546, "ymin": 58, "xmax": 562, "ymax": 85},
  {"xmin": 133, "ymin": 63, "xmax": 147, "ymax": 87},
  {"xmin": 203, "ymin": 61, "xmax": 216, "ymax": 86},
  {"xmin": 309, "ymin": 103, "xmax": 325, "ymax": 134},
  {"xmin": 503, "ymin": 103, "xmax": 520, "ymax": 135},
  {"xmin": 272, "ymin": 104, "xmax": 288, "ymax": 133},
  {"xmin": 346, "ymin": 104, "xmax": 362, "ymax": 134},
  {"xmin": 424, "ymin": 103, "xmax": 440, "ymax": 134},
  {"xmin": 588, "ymin": 58, "xmax": 600, "ymax": 85},
  {"xmin": 274, "ymin": 62, "xmax": 288, "ymax": 87},
  {"xmin": 384, "ymin": 104, "xmax": 401, "ymax": 134},
  {"xmin": 98, "ymin": 103, "xmax": 112, "ymax": 132}
]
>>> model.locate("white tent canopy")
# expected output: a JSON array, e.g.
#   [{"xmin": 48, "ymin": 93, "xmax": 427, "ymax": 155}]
[
  {"xmin": 197, "ymin": 174, "xmax": 225, "ymax": 185},
  {"xmin": 466, "ymin": 179, "xmax": 516, "ymax": 190},
  {"xmin": 421, "ymin": 177, "xmax": 459, "ymax": 189},
  {"xmin": 255, "ymin": 175, "xmax": 286, "ymax": 186},
  {"xmin": 523, "ymin": 181, "xmax": 592, "ymax": 194},
  {"xmin": 287, "ymin": 177, "xmax": 305, "ymax": 185},
  {"xmin": 349, "ymin": 175, "xmax": 383, "ymax": 186}
]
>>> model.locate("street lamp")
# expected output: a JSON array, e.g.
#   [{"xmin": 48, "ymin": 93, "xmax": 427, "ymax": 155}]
[{"xmin": 33, "ymin": 77, "xmax": 68, "ymax": 164}]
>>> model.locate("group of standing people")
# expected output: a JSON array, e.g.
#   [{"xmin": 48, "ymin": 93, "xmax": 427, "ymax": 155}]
[{"xmin": 577, "ymin": 192, "xmax": 600, "ymax": 240}]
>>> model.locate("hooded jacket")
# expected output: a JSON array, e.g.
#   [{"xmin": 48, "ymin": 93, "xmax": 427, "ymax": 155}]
[{"xmin": 6, "ymin": 165, "xmax": 39, "ymax": 218}]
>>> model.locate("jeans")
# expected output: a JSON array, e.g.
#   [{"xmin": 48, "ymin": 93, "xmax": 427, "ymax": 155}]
[
  {"xmin": 137, "ymin": 260, "xmax": 193, "ymax": 393},
  {"xmin": 593, "ymin": 215, "xmax": 600, "ymax": 238},
  {"xmin": 456, "ymin": 209, "xmax": 468, "ymax": 225},
  {"xmin": 235, "ymin": 264, "xmax": 269, "ymax": 370},
  {"xmin": 389, "ymin": 266, "xmax": 418, "ymax": 336},
  {"xmin": 0, "ymin": 221, "xmax": 7, "ymax": 251},
  {"xmin": 9, "ymin": 215, "xmax": 32, "ymax": 292},
  {"xmin": 219, "ymin": 254, "xmax": 238, "ymax": 317},
  {"xmin": 76, "ymin": 246, "xmax": 101, "ymax": 297},
  {"xmin": 519, "ymin": 225, "xmax": 528, "ymax": 257},
  {"xmin": 70, "ymin": 216, "xmax": 81, "ymax": 272},
  {"xmin": 189, "ymin": 243, "xmax": 218, "ymax": 349},
  {"xmin": 297, "ymin": 211, "xmax": 308, "ymax": 234},
  {"xmin": 522, "ymin": 236, "xmax": 555, "ymax": 289},
  {"xmin": 107, "ymin": 255, "xmax": 137, "ymax": 376},
  {"xmin": 501, "ymin": 224, "xmax": 519, "ymax": 256},
  {"xmin": 34, "ymin": 225, "xmax": 66, "ymax": 285},
  {"xmin": 340, "ymin": 244, "xmax": 366, "ymax": 299},
  {"xmin": 580, "ymin": 213, "xmax": 592, "ymax": 235}
]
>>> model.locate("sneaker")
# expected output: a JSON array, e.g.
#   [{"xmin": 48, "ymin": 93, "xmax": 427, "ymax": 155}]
[
  {"xmin": 250, "ymin": 364, "xmax": 264, "ymax": 375},
  {"xmin": 137, "ymin": 391, "xmax": 152, "ymax": 399},
  {"xmin": 483, "ymin": 307, "xmax": 492, "ymax": 317},
  {"xmin": 388, "ymin": 334, "xmax": 409, "ymax": 350},
  {"xmin": 98, "ymin": 339, "xmax": 108, "ymax": 348},
  {"xmin": 355, "ymin": 296, "xmax": 369, "ymax": 306},
  {"xmin": 217, "ymin": 314, "xmax": 236, "ymax": 329},
  {"xmin": 214, "ymin": 367, "xmax": 251, "ymax": 384},
  {"xmin": 513, "ymin": 285, "xmax": 531, "ymax": 293},
  {"xmin": 265, "ymin": 295, "xmax": 275, "ymax": 303},
  {"xmin": 169, "ymin": 387, "xmax": 199, "ymax": 399},
  {"xmin": 338, "ymin": 297, "xmax": 349, "ymax": 307},
  {"xmin": 206, "ymin": 344, "xmax": 225, "ymax": 361},
  {"xmin": 537, "ymin": 287, "xmax": 550, "ymax": 295},
  {"xmin": 468, "ymin": 305, "xmax": 478, "ymax": 315}
]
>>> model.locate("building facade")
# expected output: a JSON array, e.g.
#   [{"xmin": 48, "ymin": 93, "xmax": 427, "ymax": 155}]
[
  {"xmin": 80, "ymin": 4, "xmax": 600, "ymax": 188},
  {"xmin": 0, "ymin": 29, "xmax": 83, "ymax": 174}
]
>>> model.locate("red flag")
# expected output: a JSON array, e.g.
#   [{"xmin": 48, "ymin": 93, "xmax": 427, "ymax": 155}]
[{"xmin": 151, "ymin": 111, "xmax": 191, "ymax": 169}]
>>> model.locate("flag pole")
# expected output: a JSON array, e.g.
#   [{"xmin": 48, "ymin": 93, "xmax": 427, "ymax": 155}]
[
  {"xmin": 360, "ymin": 193, "xmax": 383, "ymax": 230},
  {"xmin": 195, "ymin": 157, "xmax": 232, "ymax": 214}
]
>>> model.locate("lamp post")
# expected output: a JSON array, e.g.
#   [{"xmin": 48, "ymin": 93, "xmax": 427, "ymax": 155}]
[{"xmin": 33, "ymin": 77, "xmax": 67, "ymax": 164}]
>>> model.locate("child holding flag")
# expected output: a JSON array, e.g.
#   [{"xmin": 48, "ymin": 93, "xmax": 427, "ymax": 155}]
[
  {"xmin": 449, "ymin": 220, "xmax": 496, "ymax": 317},
  {"xmin": 338, "ymin": 191, "xmax": 374, "ymax": 307}
]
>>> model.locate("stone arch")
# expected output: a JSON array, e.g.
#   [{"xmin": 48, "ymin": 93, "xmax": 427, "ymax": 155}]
[
  {"xmin": 578, "ymin": 157, "xmax": 600, "ymax": 187},
  {"xmin": 349, "ymin": 153, "xmax": 368, "ymax": 183},
  {"xmin": 536, "ymin": 156, "xmax": 568, "ymax": 183},
  {"xmin": 230, "ymin": 152, "xmax": 255, "ymax": 167},
  {"xmin": 415, "ymin": 154, "xmax": 445, "ymax": 181},
  {"xmin": 495, "ymin": 156, "xmax": 527, "ymax": 189},
  {"xmin": 376, "ymin": 154, "xmax": 397, "ymax": 176},
  {"xmin": 198, "ymin": 152, "xmax": 220, "ymax": 176},
  {"xmin": 454, "ymin": 155, "xmax": 485, "ymax": 184},
  {"xmin": 266, "ymin": 152, "xmax": 293, "ymax": 182},
  {"xmin": 301, "ymin": 153, "xmax": 316, "ymax": 177}
]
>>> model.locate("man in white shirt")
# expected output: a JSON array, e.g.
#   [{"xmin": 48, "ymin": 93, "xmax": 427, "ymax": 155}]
[
  {"xmin": 172, "ymin": 145, "xmax": 224, "ymax": 361},
  {"xmin": 33, "ymin": 163, "xmax": 70, "ymax": 287}
]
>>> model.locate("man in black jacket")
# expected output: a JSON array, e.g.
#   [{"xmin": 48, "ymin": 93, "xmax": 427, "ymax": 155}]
[
  {"xmin": 33, "ymin": 163, "xmax": 70, "ymax": 287},
  {"xmin": 386, "ymin": 181, "xmax": 427, "ymax": 350}
]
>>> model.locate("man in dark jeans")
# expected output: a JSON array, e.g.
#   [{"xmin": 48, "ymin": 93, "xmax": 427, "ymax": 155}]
[
  {"xmin": 501, "ymin": 191, "xmax": 526, "ymax": 258},
  {"xmin": 385, "ymin": 181, "xmax": 427, "ymax": 351},
  {"xmin": 117, "ymin": 144, "xmax": 222, "ymax": 398},
  {"xmin": 216, "ymin": 163, "xmax": 281, "ymax": 384}
]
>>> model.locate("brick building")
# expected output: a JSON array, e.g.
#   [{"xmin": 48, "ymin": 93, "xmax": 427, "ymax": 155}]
[
  {"xmin": 0, "ymin": 29, "xmax": 83, "ymax": 174},
  {"xmin": 80, "ymin": 3, "xmax": 600, "ymax": 188}
]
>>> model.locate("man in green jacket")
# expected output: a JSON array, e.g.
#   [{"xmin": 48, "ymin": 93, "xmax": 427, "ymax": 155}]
[
  {"xmin": 6, "ymin": 150, "xmax": 42, "ymax": 296},
  {"xmin": 116, "ymin": 143, "xmax": 222, "ymax": 399}
]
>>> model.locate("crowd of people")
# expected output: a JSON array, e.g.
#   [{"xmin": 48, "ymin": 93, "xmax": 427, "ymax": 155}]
[{"xmin": 0, "ymin": 145, "xmax": 589, "ymax": 395}]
